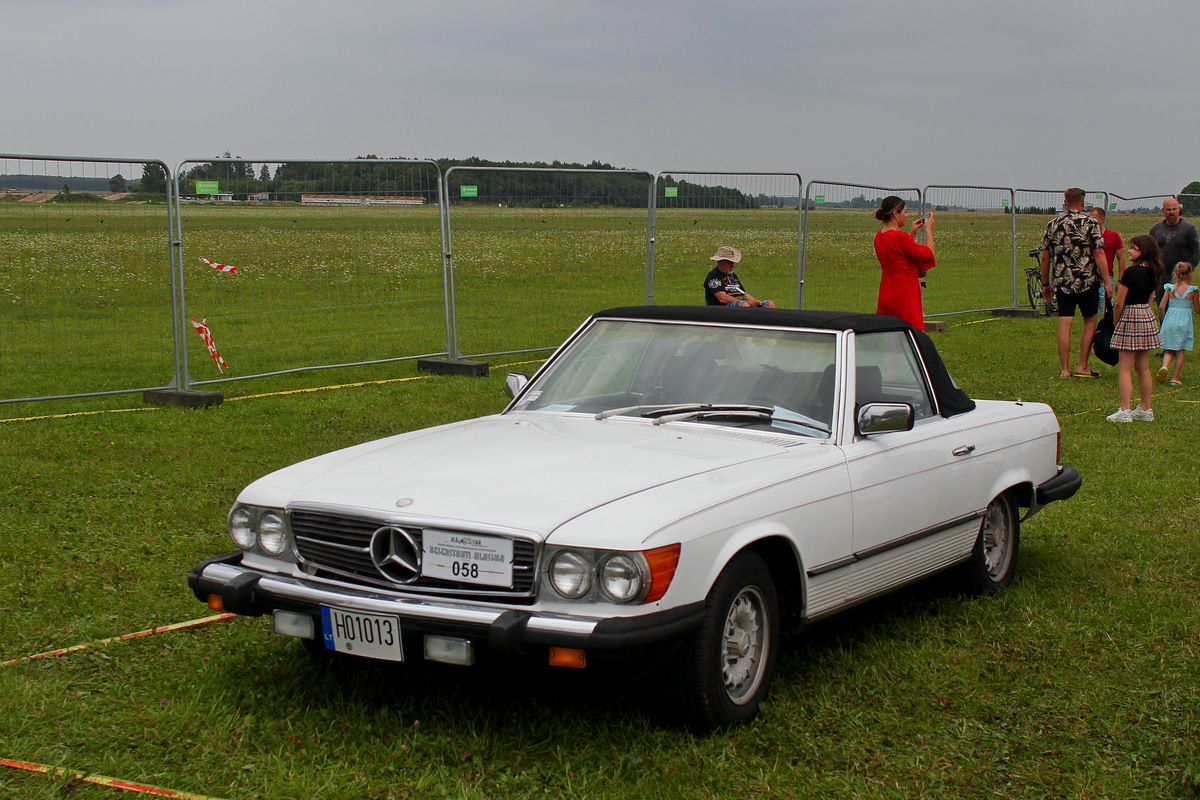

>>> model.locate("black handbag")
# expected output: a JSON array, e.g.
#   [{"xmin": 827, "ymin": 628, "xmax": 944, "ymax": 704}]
[{"xmin": 1092, "ymin": 298, "xmax": 1119, "ymax": 366}]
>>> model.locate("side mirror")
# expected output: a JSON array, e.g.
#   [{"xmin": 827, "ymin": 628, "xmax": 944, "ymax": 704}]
[
  {"xmin": 505, "ymin": 372, "xmax": 530, "ymax": 399},
  {"xmin": 857, "ymin": 402, "xmax": 914, "ymax": 435}
]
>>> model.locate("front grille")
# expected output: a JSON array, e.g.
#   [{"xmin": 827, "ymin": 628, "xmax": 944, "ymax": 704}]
[{"xmin": 289, "ymin": 508, "xmax": 537, "ymax": 598}]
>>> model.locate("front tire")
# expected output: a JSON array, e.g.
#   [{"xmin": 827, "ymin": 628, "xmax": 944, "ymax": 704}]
[
  {"xmin": 963, "ymin": 492, "xmax": 1019, "ymax": 594},
  {"xmin": 666, "ymin": 551, "xmax": 779, "ymax": 730}
]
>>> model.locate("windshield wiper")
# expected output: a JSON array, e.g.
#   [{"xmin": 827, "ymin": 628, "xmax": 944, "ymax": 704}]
[
  {"xmin": 651, "ymin": 403, "xmax": 833, "ymax": 437},
  {"xmin": 596, "ymin": 403, "xmax": 830, "ymax": 437},
  {"xmin": 594, "ymin": 403, "xmax": 707, "ymax": 420},
  {"xmin": 769, "ymin": 406, "xmax": 832, "ymax": 434},
  {"xmin": 650, "ymin": 404, "xmax": 774, "ymax": 425}
]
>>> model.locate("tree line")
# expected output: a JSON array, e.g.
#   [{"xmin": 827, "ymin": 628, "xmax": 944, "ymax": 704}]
[
  {"xmin": 165, "ymin": 155, "xmax": 760, "ymax": 209},
  {"xmin": 9, "ymin": 162, "xmax": 1200, "ymax": 215},
  {"xmin": 1, "ymin": 174, "xmax": 111, "ymax": 192}
]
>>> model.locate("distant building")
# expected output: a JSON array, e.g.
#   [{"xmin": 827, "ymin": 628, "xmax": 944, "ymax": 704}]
[{"xmin": 301, "ymin": 195, "xmax": 424, "ymax": 207}]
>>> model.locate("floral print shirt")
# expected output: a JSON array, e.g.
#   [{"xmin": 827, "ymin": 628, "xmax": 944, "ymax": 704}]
[{"xmin": 1041, "ymin": 209, "xmax": 1106, "ymax": 293}]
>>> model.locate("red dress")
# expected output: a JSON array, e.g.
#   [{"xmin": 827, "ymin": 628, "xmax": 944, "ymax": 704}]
[{"xmin": 874, "ymin": 228, "xmax": 936, "ymax": 330}]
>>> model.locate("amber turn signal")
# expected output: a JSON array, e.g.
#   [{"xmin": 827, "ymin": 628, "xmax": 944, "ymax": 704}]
[{"xmin": 548, "ymin": 647, "xmax": 586, "ymax": 669}]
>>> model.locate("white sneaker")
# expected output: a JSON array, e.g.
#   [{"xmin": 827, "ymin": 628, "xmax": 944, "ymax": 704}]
[
  {"xmin": 1106, "ymin": 408, "xmax": 1133, "ymax": 422},
  {"xmin": 1131, "ymin": 407, "xmax": 1154, "ymax": 422}
]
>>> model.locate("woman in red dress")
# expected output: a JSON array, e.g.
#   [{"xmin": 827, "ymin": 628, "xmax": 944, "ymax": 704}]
[{"xmin": 873, "ymin": 196, "xmax": 936, "ymax": 330}]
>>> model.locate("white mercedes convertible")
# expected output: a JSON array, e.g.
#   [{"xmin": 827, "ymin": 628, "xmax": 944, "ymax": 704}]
[{"xmin": 190, "ymin": 305, "xmax": 1081, "ymax": 729}]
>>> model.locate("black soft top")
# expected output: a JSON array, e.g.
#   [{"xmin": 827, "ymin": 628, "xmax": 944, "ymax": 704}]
[
  {"xmin": 595, "ymin": 306, "xmax": 976, "ymax": 418},
  {"xmin": 597, "ymin": 304, "xmax": 911, "ymax": 333}
]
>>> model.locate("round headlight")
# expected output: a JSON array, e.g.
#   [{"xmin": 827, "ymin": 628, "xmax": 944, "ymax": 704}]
[
  {"xmin": 257, "ymin": 511, "xmax": 288, "ymax": 555},
  {"xmin": 549, "ymin": 551, "xmax": 592, "ymax": 599},
  {"xmin": 599, "ymin": 554, "xmax": 644, "ymax": 603},
  {"xmin": 229, "ymin": 506, "xmax": 257, "ymax": 550}
]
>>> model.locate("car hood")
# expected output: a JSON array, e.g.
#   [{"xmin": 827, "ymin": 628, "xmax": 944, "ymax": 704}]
[{"xmin": 239, "ymin": 413, "xmax": 802, "ymax": 537}]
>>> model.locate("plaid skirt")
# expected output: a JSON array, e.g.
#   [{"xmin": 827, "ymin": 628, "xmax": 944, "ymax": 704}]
[{"xmin": 1111, "ymin": 303, "xmax": 1162, "ymax": 351}]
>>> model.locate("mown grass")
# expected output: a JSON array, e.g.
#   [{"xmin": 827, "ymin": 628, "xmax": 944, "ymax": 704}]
[
  {"xmin": 1, "ymin": 309, "xmax": 1199, "ymax": 799},
  {"xmin": 2, "ymin": 203, "xmax": 1198, "ymax": 798}
]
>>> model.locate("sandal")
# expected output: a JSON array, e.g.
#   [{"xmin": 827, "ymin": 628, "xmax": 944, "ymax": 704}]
[
  {"xmin": 1072, "ymin": 369, "xmax": 1100, "ymax": 378},
  {"xmin": 1170, "ymin": 379, "xmax": 1182, "ymax": 386}
]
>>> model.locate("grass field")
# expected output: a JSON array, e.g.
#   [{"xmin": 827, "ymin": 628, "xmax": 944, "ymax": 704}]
[{"xmin": 2, "ymin": 202, "xmax": 1198, "ymax": 799}]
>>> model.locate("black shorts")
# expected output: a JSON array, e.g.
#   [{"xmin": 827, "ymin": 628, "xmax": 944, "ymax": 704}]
[{"xmin": 1056, "ymin": 286, "xmax": 1099, "ymax": 318}]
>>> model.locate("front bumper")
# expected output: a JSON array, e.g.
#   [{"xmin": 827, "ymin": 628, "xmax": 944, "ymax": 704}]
[{"xmin": 188, "ymin": 553, "xmax": 704, "ymax": 660}]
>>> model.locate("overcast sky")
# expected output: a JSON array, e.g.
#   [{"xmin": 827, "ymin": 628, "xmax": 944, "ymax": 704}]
[{"xmin": 4, "ymin": 0, "xmax": 1196, "ymax": 196}]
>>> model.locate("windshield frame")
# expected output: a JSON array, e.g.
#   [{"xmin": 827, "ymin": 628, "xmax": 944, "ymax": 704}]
[{"xmin": 505, "ymin": 317, "xmax": 844, "ymax": 440}]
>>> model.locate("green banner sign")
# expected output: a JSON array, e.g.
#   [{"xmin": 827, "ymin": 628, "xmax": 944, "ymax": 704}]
[
  {"xmin": 1001, "ymin": 199, "xmax": 1010, "ymax": 208},
  {"xmin": 664, "ymin": 187, "xmax": 678, "ymax": 198},
  {"xmin": 1109, "ymin": 202, "xmax": 1117, "ymax": 210},
  {"xmin": 460, "ymin": 186, "xmax": 478, "ymax": 197},
  {"xmin": 195, "ymin": 180, "xmax": 220, "ymax": 195},
  {"xmin": 815, "ymin": 195, "xmax": 825, "ymax": 205}
]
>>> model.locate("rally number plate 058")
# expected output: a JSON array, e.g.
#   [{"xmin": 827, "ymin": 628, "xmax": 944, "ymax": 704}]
[
  {"xmin": 320, "ymin": 606, "xmax": 404, "ymax": 661},
  {"xmin": 421, "ymin": 529, "xmax": 513, "ymax": 587}
]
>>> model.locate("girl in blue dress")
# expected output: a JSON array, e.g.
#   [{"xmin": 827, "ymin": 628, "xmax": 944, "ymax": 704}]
[{"xmin": 1157, "ymin": 261, "xmax": 1200, "ymax": 386}]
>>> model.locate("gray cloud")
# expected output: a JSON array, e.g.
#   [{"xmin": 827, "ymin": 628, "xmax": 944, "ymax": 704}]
[{"xmin": 3, "ymin": 0, "xmax": 1195, "ymax": 194}]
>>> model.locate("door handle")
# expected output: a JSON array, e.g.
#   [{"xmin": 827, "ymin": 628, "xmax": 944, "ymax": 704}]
[{"xmin": 953, "ymin": 445, "xmax": 976, "ymax": 457}]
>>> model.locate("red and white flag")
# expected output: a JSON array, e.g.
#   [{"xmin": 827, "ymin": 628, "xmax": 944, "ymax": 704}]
[
  {"xmin": 189, "ymin": 318, "xmax": 228, "ymax": 373},
  {"xmin": 200, "ymin": 256, "xmax": 239, "ymax": 274}
]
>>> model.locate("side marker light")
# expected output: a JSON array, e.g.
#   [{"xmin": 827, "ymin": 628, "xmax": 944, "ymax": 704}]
[{"xmin": 548, "ymin": 647, "xmax": 587, "ymax": 669}]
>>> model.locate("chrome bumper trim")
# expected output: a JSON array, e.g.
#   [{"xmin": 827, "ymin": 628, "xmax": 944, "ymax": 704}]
[{"xmin": 197, "ymin": 561, "xmax": 599, "ymax": 636}]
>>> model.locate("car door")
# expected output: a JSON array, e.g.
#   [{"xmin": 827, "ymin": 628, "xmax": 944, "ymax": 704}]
[{"xmin": 842, "ymin": 331, "xmax": 983, "ymax": 603}]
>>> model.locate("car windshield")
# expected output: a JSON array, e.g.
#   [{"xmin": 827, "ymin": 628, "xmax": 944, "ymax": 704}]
[{"xmin": 510, "ymin": 319, "xmax": 838, "ymax": 439}]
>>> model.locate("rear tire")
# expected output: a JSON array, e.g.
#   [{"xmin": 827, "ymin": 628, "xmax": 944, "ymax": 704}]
[
  {"xmin": 963, "ymin": 492, "xmax": 1019, "ymax": 594},
  {"xmin": 666, "ymin": 551, "xmax": 779, "ymax": 730},
  {"xmin": 1026, "ymin": 270, "xmax": 1043, "ymax": 312}
]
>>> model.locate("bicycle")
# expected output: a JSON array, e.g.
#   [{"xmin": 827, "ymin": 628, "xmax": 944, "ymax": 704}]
[{"xmin": 1025, "ymin": 249, "xmax": 1057, "ymax": 316}]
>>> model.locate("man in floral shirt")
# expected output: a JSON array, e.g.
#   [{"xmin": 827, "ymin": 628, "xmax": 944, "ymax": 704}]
[{"xmin": 1040, "ymin": 188, "xmax": 1111, "ymax": 378}]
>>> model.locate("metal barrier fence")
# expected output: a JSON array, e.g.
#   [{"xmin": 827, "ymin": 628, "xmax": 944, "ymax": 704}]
[
  {"xmin": 1013, "ymin": 189, "xmax": 1108, "ymax": 219},
  {"xmin": 800, "ymin": 182, "xmax": 922, "ymax": 312},
  {"xmin": 650, "ymin": 172, "xmax": 801, "ymax": 308},
  {"xmin": 172, "ymin": 158, "xmax": 447, "ymax": 388},
  {"xmin": 0, "ymin": 155, "xmax": 176, "ymax": 409},
  {"xmin": 921, "ymin": 186, "xmax": 1019, "ymax": 314},
  {"xmin": 6, "ymin": 149, "xmax": 1200, "ymax": 415},
  {"xmin": 441, "ymin": 166, "xmax": 654, "ymax": 359},
  {"xmin": 1013, "ymin": 188, "xmax": 1083, "ymax": 217},
  {"xmin": 1108, "ymin": 193, "xmax": 1174, "ymax": 216},
  {"xmin": 1106, "ymin": 194, "xmax": 1174, "ymax": 281}
]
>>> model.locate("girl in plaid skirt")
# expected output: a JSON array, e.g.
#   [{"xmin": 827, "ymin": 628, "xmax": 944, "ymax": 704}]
[{"xmin": 1107, "ymin": 235, "xmax": 1164, "ymax": 422}]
